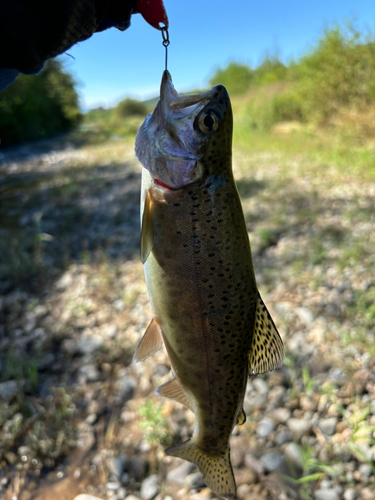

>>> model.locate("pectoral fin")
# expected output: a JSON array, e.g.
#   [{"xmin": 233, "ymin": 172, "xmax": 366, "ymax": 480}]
[
  {"xmin": 155, "ymin": 378, "xmax": 192, "ymax": 411},
  {"xmin": 133, "ymin": 317, "xmax": 163, "ymax": 363},
  {"xmin": 237, "ymin": 408, "xmax": 246, "ymax": 425},
  {"xmin": 140, "ymin": 190, "xmax": 154, "ymax": 264},
  {"xmin": 248, "ymin": 294, "xmax": 284, "ymax": 375}
]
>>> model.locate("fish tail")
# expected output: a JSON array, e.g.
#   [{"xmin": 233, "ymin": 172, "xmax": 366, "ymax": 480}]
[{"xmin": 165, "ymin": 440, "xmax": 236, "ymax": 500}]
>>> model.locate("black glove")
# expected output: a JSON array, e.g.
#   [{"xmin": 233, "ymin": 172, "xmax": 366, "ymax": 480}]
[{"xmin": 0, "ymin": 0, "xmax": 138, "ymax": 89}]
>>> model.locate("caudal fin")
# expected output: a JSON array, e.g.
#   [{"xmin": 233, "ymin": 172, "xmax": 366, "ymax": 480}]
[{"xmin": 165, "ymin": 440, "xmax": 236, "ymax": 500}]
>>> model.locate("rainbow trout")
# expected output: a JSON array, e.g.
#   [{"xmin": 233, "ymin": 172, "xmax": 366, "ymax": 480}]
[{"xmin": 134, "ymin": 70, "xmax": 284, "ymax": 500}]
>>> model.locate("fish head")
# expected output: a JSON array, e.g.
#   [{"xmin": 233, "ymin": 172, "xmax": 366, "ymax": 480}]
[{"xmin": 135, "ymin": 70, "xmax": 232, "ymax": 190}]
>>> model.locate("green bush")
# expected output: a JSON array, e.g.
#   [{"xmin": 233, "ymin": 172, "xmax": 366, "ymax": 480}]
[
  {"xmin": 0, "ymin": 59, "xmax": 81, "ymax": 147},
  {"xmin": 210, "ymin": 57, "xmax": 288, "ymax": 96},
  {"xmin": 297, "ymin": 23, "xmax": 375, "ymax": 122},
  {"xmin": 239, "ymin": 86, "xmax": 305, "ymax": 131},
  {"xmin": 116, "ymin": 98, "xmax": 147, "ymax": 118},
  {"xmin": 253, "ymin": 55, "xmax": 288, "ymax": 86},
  {"xmin": 209, "ymin": 62, "xmax": 254, "ymax": 95},
  {"xmin": 272, "ymin": 91, "xmax": 305, "ymax": 122}
]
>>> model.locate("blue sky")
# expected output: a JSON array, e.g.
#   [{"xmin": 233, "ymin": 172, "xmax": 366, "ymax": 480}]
[{"xmin": 65, "ymin": 1, "xmax": 375, "ymax": 110}]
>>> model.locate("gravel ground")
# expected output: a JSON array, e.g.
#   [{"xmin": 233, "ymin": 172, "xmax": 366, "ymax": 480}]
[{"xmin": 0, "ymin": 135, "xmax": 374, "ymax": 500}]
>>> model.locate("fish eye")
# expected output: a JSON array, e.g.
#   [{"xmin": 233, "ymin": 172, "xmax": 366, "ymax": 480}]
[{"xmin": 197, "ymin": 111, "xmax": 219, "ymax": 134}]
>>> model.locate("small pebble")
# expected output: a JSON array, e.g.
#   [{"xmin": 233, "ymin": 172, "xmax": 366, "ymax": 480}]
[
  {"xmin": 77, "ymin": 336, "xmax": 103, "ymax": 355},
  {"xmin": 79, "ymin": 364, "xmax": 100, "ymax": 382},
  {"xmin": 74, "ymin": 495, "xmax": 104, "ymax": 500},
  {"xmin": 107, "ymin": 481, "xmax": 120, "ymax": 491},
  {"xmin": 185, "ymin": 471, "xmax": 206, "ymax": 490},
  {"xmin": 358, "ymin": 463, "xmax": 372, "ymax": 478},
  {"xmin": 286, "ymin": 418, "xmax": 312, "ymax": 437},
  {"xmin": 284, "ymin": 443, "xmax": 303, "ymax": 469},
  {"xmin": 261, "ymin": 452, "xmax": 284, "ymax": 472},
  {"xmin": 361, "ymin": 488, "xmax": 375, "ymax": 500},
  {"xmin": 271, "ymin": 407, "xmax": 291, "ymax": 424},
  {"xmin": 275, "ymin": 430, "xmax": 292, "ymax": 446},
  {"xmin": 343, "ymin": 489, "xmax": 357, "ymax": 500},
  {"xmin": 128, "ymin": 456, "xmax": 148, "ymax": 482},
  {"xmin": 167, "ymin": 462, "xmax": 195, "ymax": 485},
  {"xmin": 314, "ymin": 490, "xmax": 339, "ymax": 500},
  {"xmin": 256, "ymin": 417, "xmax": 275, "ymax": 438},
  {"xmin": 140, "ymin": 474, "xmax": 160, "ymax": 500},
  {"xmin": 252, "ymin": 378, "xmax": 269, "ymax": 395},
  {"xmin": 0, "ymin": 380, "xmax": 19, "ymax": 401},
  {"xmin": 317, "ymin": 417, "xmax": 338, "ymax": 436},
  {"xmin": 115, "ymin": 375, "xmax": 136, "ymax": 404}
]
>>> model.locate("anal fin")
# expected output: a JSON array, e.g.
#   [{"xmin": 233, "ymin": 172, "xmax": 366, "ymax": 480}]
[
  {"xmin": 141, "ymin": 189, "xmax": 154, "ymax": 264},
  {"xmin": 133, "ymin": 318, "xmax": 163, "ymax": 363},
  {"xmin": 248, "ymin": 294, "xmax": 284, "ymax": 375},
  {"xmin": 237, "ymin": 408, "xmax": 246, "ymax": 425},
  {"xmin": 155, "ymin": 378, "xmax": 192, "ymax": 411}
]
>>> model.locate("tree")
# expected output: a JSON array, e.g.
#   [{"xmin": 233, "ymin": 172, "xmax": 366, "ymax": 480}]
[{"xmin": 0, "ymin": 59, "xmax": 81, "ymax": 147}]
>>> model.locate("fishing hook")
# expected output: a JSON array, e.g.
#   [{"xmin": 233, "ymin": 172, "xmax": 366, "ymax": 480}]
[{"xmin": 161, "ymin": 25, "xmax": 170, "ymax": 71}]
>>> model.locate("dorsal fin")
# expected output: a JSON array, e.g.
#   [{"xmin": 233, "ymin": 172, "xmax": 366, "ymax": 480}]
[
  {"xmin": 248, "ymin": 294, "xmax": 284, "ymax": 375},
  {"xmin": 133, "ymin": 317, "xmax": 163, "ymax": 363},
  {"xmin": 155, "ymin": 378, "xmax": 192, "ymax": 411},
  {"xmin": 140, "ymin": 189, "xmax": 154, "ymax": 264}
]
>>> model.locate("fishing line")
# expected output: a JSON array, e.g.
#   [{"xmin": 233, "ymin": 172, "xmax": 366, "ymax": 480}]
[{"xmin": 161, "ymin": 25, "xmax": 170, "ymax": 71}]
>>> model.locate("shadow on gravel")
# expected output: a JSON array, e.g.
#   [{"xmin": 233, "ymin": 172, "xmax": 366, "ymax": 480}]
[
  {"xmin": 0, "ymin": 138, "xmax": 145, "ymax": 495},
  {"xmin": 236, "ymin": 177, "xmax": 268, "ymax": 198},
  {"xmin": 0, "ymin": 161, "xmax": 142, "ymax": 294}
]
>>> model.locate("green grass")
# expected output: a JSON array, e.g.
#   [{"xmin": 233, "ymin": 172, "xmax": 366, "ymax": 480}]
[
  {"xmin": 233, "ymin": 125, "xmax": 375, "ymax": 183},
  {"xmin": 138, "ymin": 399, "xmax": 172, "ymax": 446}
]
